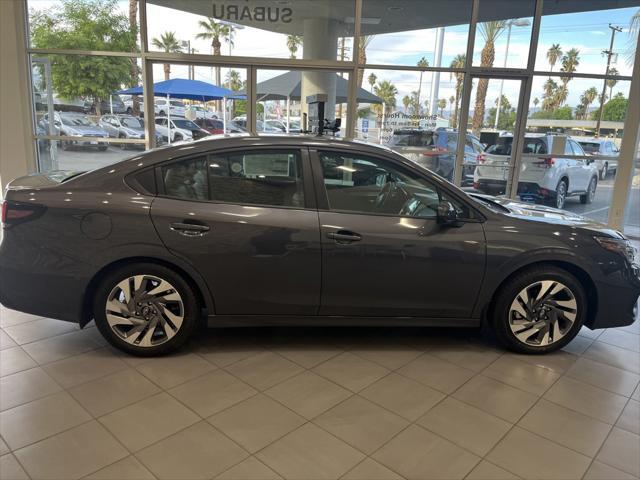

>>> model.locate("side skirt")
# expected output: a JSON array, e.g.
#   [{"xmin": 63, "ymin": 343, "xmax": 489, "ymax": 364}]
[{"xmin": 207, "ymin": 315, "xmax": 480, "ymax": 328}]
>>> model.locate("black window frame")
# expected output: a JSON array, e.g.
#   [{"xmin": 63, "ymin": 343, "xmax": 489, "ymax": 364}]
[
  {"xmin": 154, "ymin": 146, "xmax": 316, "ymax": 211},
  {"xmin": 309, "ymin": 147, "xmax": 484, "ymax": 222}
]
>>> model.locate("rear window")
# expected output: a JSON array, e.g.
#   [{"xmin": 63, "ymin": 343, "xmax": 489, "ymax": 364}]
[
  {"xmin": 486, "ymin": 137, "xmax": 547, "ymax": 155},
  {"xmin": 578, "ymin": 142, "xmax": 600, "ymax": 154}
]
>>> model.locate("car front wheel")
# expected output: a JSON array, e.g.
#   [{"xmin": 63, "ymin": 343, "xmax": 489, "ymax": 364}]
[
  {"xmin": 580, "ymin": 177, "xmax": 597, "ymax": 204},
  {"xmin": 93, "ymin": 263, "xmax": 200, "ymax": 356},
  {"xmin": 492, "ymin": 266, "xmax": 586, "ymax": 354}
]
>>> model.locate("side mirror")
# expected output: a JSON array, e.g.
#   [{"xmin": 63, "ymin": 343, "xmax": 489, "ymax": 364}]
[{"xmin": 437, "ymin": 201, "xmax": 461, "ymax": 227}]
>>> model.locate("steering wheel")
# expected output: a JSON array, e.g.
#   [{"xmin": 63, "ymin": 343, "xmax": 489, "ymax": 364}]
[{"xmin": 374, "ymin": 181, "xmax": 394, "ymax": 212}]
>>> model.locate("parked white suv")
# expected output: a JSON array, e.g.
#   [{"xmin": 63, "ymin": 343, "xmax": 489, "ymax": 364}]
[
  {"xmin": 154, "ymin": 117, "xmax": 210, "ymax": 143},
  {"xmin": 154, "ymin": 99, "xmax": 186, "ymax": 117},
  {"xmin": 474, "ymin": 134, "xmax": 599, "ymax": 209}
]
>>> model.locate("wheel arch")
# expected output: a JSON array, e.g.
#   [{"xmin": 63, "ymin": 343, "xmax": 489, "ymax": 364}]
[
  {"xmin": 80, "ymin": 256, "xmax": 212, "ymax": 327},
  {"xmin": 481, "ymin": 259, "xmax": 598, "ymax": 330}
]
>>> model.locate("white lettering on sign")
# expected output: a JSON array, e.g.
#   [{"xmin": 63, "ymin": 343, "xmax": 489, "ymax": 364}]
[{"xmin": 212, "ymin": 4, "xmax": 293, "ymax": 23}]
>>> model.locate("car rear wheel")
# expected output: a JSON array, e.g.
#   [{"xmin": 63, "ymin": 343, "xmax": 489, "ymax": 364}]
[
  {"xmin": 491, "ymin": 266, "xmax": 585, "ymax": 354},
  {"xmin": 549, "ymin": 179, "xmax": 567, "ymax": 209},
  {"xmin": 600, "ymin": 163, "xmax": 608, "ymax": 180},
  {"xmin": 93, "ymin": 263, "xmax": 200, "ymax": 356},
  {"xmin": 580, "ymin": 177, "xmax": 597, "ymax": 204}
]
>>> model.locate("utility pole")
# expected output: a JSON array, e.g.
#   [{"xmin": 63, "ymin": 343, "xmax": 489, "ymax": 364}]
[{"xmin": 595, "ymin": 24, "xmax": 622, "ymax": 138}]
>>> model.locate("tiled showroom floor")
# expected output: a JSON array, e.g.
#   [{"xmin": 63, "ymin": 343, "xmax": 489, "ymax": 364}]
[{"xmin": 0, "ymin": 306, "xmax": 638, "ymax": 480}]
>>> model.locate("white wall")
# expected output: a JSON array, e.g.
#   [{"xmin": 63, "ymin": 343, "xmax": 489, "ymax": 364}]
[{"xmin": 0, "ymin": 0, "xmax": 36, "ymax": 192}]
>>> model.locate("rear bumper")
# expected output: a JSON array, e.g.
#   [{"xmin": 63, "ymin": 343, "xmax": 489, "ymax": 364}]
[{"xmin": 475, "ymin": 179, "xmax": 546, "ymax": 200}]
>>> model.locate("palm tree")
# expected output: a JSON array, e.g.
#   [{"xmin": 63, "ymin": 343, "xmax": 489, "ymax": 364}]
[
  {"xmin": 373, "ymin": 80, "xmax": 398, "ymax": 116},
  {"xmin": 410, "ymin": 91, "xmax": 421, "ymax": 115},
  {"xmin": 286, "ymin": 34, "xmax": 302, "ymax": 59},
  {"xmin": 560, "ymin": 48, "xmax": 580, "ymax": 87},
  {"xmin": 547, "ymin": 44, "xmax": 562, "ymax": 73},
  {"xmin": 554, "ymin": 85, "xmax": 568, "ymax": 107},
  {"xmin": 357, "ymin": 36, "xmax": 375, "ymax": 87},
  {"xmin": 583, "ymin": 86, "xmax": 598, "ymax": 118},
  {"xmin": 196, "ymin": 18, "xmax": 231, "ymax": 86},
  {"xmin": 226, "ymin": 70, "xmax": 243, "ymax": 117},
  {"xmin": 449, "ymin": 54, "xmax": 465, "ymax": 128},
  {"xmin": 542, "ymin": 78, "xmax": 558, "ymax": 111},
  {"xmin": 606, "ymin": 67, "xmax": 619, "ymax": 99},
  {"xmin": 438, "ymin": 98, "xmax": 447, "ymax": 117},
  {"xmin": 151, "ymin": 32, "xmax": 182, "ymax": 80},
  {"xmin": 416, "ymin": 57, "xmax": 429, "ymax": 113},
  {"xmin": 368, "ymin": 72, "xmax": 377, "ymax": 92},
  {"xmin": 472, "ymin": 21, "xmax": 507, "ymax": 134},
  {"xmin": 402, "ymin": 95, "xmax": 411, "ymax": 113},
  {"xmin": 449, "ymin": 95, "xmax": 455, "ymax": 124}
]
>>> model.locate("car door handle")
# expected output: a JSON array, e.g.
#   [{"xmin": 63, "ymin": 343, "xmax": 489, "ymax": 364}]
[
  {"xmin": 170, "ymin": 221, "xmax": 210, "ymax": 237},
  {"xmin": 327, "ymin": 230, "xmax": 362, "ymax": 243}
]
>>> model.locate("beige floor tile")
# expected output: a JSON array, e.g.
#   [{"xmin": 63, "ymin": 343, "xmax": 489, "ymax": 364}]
[
  {"xmin": 0, "ymin": 391, "xmax": 91, "ymax": 450},
  {"xmin": 562, "ymin": 335, "xmax": 594, "ymax": 355},
  {"xmin": 429, "ymin": 343, "xmax": 502, "ymax": 373},
  {"xmin": 264, "ymin": 371, "xmax": 351, "ymax": 419},
  {"xmin": 396, "ymin": 353, "xmax": 475, "ymax": 394},
  {"xmin": 14, "ymin": 421, "xmax": 128, "ymax": 480},
  {"xmin": 417, "ymin": 397, "xmax": 511, "ymax": 457},
  {"xmin": 616, "ymin": 399, "xmax": 639, "ymax": 435},
  {"xmin": 566, "ymin": 357, "xmax": 640, "ymax": 397},
  {"xmin": 596, "ymin": 427, "xmax": 640, "ymax": 477},
  {"xmin": 633, "ymin": 383, "xmax": 640, "ymax": 401},
  {"xmin": 618, "ymin": 321, "xmax": 640, "ymax": 336},
  {"xmin": 226, "ymin": 352, "xmax": 303, "ymax": 391},
  {"xmin": 543, "ymin": 376, "xmax": 628, "ymax": 424},
  {"xmin": 312, "ymin": 352, "xmax": 390, "ymax": 393},
  {"xmin": 257, "ymin": 423, "xmax": 365, "ymax": 480},
  {"xmin": 3, "ymin": 318, "xmax": 77, "ymax": 345},
  {"xmin": 372, "ymin": 424, "xmax": 479, "ymax": 480},
  {"xmin": 216, "ymin": 456, "xmax": 282, "ymax": 479},
  {"xmin": 504, "ymin": 350, "xmax": 578, "ymax": 374},
  {"xmin": 84, "ymin": 456, "xmax": 155, "ymax": 480},
  {"xmin": 275, "ymin": 344, "xmax": 343, "ymax": 369},
  {"xmin": 98, "ymin": 392, "xmax": 199, "ymax": 451},
  {"xmin": 584, "ymin": 341, "xmax": 640, "ymax": 374},
  {"xmin": 578, "ymin": 326, "xmax": 604, "ymax": 340},
  {"xmin": 169, "ymin": 369, "xmax": 257, "ymax": 418},
  {"xmin": 350, "ymin": 343, "xmax": 423, "ymax": 370},
  {"xmin": 21, "ymin": 330, "xmax": 103, "ymax": 365},
  {"xmin": 482, "ymin": 355, "xmax": 561, "ymax": 396},
  {"xmin": 196, "ymin": 340, "xmax": 264, "ymax": 368},
  {"xmin": 583, "ymin": 460, "xmax": 637, "ymax": 480},
  {"xmin": 0, "ymin": 308, "xmax": 42, "ymax": 328},
  {"xmin": 136, "ymin": 421, "xmax": 248, "ymax": 480},
  {"xmin": 487, "ymin": 427, "xmax": 591, "ymax": 480},
  {"xmin": 0, "ymin": 330, "xmax": 17, "ymax": 351},
  {"xmin": 208, "ymin": 394, "xmax": 305, "ymax": 453},
  {"xmin": 136, "ymin": 352, "xmax": 216, "ymax": 389},
  {"xmin": 69, "ymin": 368, "xmax": 161, "ymax": 417},
  {"xmin": 518, "ymin": 398, "xmax": 612, "ymax": 457},
  {"xmin": 598, "ymin": 329, "xmax": 640, "ymax": 353},
  {"xmin": 360, "ymin": 373, "xmax": 445, "ymax": 421},
  {"xmin": 342, "ymin": 458, "xmax": 403, "ymax": 480},
  {"xmin": 0, "ymin": 367, "xmax": 61, "ymax": 411},
  {"xmin": 0, "ymin": 453, "xmax": 29, "ymax": 480},
  {"xmin": 43, "ymin": 348, "xmax": 129, "ymax": 388},
  {"xmin": 465, "ymin": 460, "xmax": 519, "ymax": 480},
  {"xmin": 452, "ymin": 375, "xmax": 538, "ymax": 423},
  {"xmin": 313, "ymin": 396, "xmax": 409, "ymax": 455},
  {"xmin": 0, "ymin": 436, "xmax": 8, "ymax": 455},
  {"xmin": 0, "ymin": 347, "xmax": 36, "ymax": 377}
]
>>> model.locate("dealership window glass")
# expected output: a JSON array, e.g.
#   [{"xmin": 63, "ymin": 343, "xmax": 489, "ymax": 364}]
[
  {"xmin": 535, "ymin": 1, "xmax": 639, "ymax": 76},
  {"xmin": 623, "ymin": 135, "xmax": 640, "ymax": 236},
  {"xmin": 518, "ymin": 76, "xmax": 632, "ymax": 221},
  {"xmin": 27, "ymin": 0, "xmax": 141, "ymax": 52},
  {"xmin": 472, "ymin": 0, "xmax": 534, "ymax": 69},
  {"xmin": 256, "ymin": 69, "xmax": 350, "ymax": 135},
  {"xmin": 208, "ymin": 150, "xmax": 305, "ymax": 208},
  {"xmin": 360, "ymin": 0, "xmax": 471, "ymax": 67},
  {"xmin": 356, "ymin": 68, "xmax": 465, "ymax": 185},
  {"xmin": 319, "ymin": 150, "xmax": 470, "ymax": 218},
  {"xmin": 162, "ymin": 156, "xmax": 209, "ymax": 200},
  {"xmin": 146, "ymin": 0, "xmax": 354, "ymax": 61}
]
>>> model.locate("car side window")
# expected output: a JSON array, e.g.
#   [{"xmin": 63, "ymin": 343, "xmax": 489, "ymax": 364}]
[
  {"xmin": 318, "ymin": 150, "xmax": 471, "ymax": 219},
  {"xmin": 162, "ymin": 156, "xmax": 209, "ymax": 201},
  {"xmin": 570, "ymin": 140, "xmax": 585, "ymax": 156}
]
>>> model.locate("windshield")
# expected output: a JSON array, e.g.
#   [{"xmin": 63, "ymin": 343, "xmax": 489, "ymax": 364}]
[
  {"xmin": 122, "ymin": 117, "xmax": 142, "ymax": 128},
  {"xmin": 172, "ymin": 119, "xmax": 198, "ymax": 129},
  {"xmin": 578, "ymin": 142, "xmax": 600, "ymax": 154},
  {"xmin": 170, "ymin": 101, "xmax": 185, "ymax": 107},
  {"xmin": 62, "ymin": 115, "xmax": 92, "ymax": 126}
]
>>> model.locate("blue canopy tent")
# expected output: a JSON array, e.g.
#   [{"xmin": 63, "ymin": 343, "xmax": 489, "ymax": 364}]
[{"xmin": 117, "ymin": 78, "xmax": 245, "ymax": 141}]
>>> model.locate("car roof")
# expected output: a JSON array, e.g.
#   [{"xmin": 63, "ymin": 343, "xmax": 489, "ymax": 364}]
[{"xmin": 576, "ymin": 137, "xmax": 606, "ymax": 143}]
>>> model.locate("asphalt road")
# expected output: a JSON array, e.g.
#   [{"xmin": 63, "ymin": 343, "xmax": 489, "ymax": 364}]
[{"xmin": 49, "ymin": 145, "xmax": 640, "ymax": 234}]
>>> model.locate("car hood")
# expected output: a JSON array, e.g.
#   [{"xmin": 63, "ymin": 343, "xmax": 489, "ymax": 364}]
[
  {"xmin": 67, "ymin": 125, "xmax": 107, "ymax": 135},
  {"xmin": 475, "ymin": 194, "xmax": 624, "ymax": 238}
]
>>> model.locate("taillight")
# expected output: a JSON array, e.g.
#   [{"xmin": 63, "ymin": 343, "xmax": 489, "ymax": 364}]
[
  {"xmin": 422, "ymin": 147, "xmax": 448, "ymax": 157},
  {"xmin": 1, "ymin": 201, "xmax": 44, "ymax": 228},
  {"xmin": 533, "ymin": 157, "xmax": 555, "ymax": 168}
]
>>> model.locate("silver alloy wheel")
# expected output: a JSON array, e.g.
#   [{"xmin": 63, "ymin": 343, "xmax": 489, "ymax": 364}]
[
  {"xmin": 588, "ymin": 178, "xmax": 596, "ymax": 202},
  {"xmin": 555, "ymin": 182, "xmax": 567, "ymax": 209},
  {"xmin": 105, "ymin": 275, "xmax": 184, "ymax": 347},
  {"xmin": 508, "ymin": 280, "xmax": 577, "ymax": 347}
]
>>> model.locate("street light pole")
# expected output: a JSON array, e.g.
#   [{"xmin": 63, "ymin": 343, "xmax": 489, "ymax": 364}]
[
  {"xmin": 495, "ymin": 18, "xmax": 530, "ymax": 130},
  {"xmin": 595, "ymin": 24, "xmax": 622, "ymax": 138}
]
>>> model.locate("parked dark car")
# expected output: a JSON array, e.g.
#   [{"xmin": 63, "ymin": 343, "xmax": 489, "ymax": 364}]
[
  {"xmin": 388, "ymin": 128, "xmax": 483, "ymax": 186},
  {"xmin": 85, "ymin": 95, "xmax": 127, "ymax": 115},
  {"xmin": 38, "ymin": 112, "xmax": 109, "ymax": 151},
  {"xmin": 194, "ymin": 118, "xmax": 247, "ymax": 135},
  {"xmin": 1, "ymin": 136, "xmax": 638, "ymax": 357}
]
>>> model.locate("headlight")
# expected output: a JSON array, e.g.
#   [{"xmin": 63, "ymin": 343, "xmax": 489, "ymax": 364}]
[{"xmin": 594, "ymin": 236, "xmax": 638, "ymax": 266}]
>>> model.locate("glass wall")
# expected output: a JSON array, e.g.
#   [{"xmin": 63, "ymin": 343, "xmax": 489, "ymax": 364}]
[{"xmin": 22, "ymin": 0, "xmax": 640, "ymax": 234}]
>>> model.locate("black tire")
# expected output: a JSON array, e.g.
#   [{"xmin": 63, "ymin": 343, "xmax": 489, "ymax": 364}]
[
  {"xmin": 600, "ymin": 163, "xmax": 608, "ymax": 180},
  {"xmin": 126, "ymin": 107, "xmax": 133, "ymax": 115},
  {"xmin": 580, "ymin": 177, "xmax": 597, "ymax": 204},
  {"xmin": 547, "ymin": 179, "xmax": 567, "ymax": 209},
  {"xmin": 98, "ymin": 146, "xmax": 108, "ymax": 151},
  {"xmin": 119, "ymin": 135, "xmax": 128, "ymax": 150},
  {"xmin": 491, "ymin": 266, "xmax": 586, "ymax": 354},
  {"xmin": 174, "ymin": 134, "xmax": 182, "ymax": 142},
  {"xmin": 93, "ymin": 263, "xmax": 200, "ymax": 356}
]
